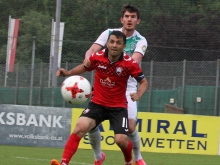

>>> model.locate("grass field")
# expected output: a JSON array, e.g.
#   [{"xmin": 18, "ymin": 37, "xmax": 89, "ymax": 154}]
[{"xmin": 1, "ymin": 145, "xmax": 220, "ymax": 165}]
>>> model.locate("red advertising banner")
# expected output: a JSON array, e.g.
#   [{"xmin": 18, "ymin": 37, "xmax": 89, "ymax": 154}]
[{"xmin": 6, "ymin": 17, "xmax": 20, "ymax": 72}]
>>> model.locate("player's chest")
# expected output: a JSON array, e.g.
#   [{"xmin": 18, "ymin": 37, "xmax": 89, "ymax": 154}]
[
  {"xmin": 94, "ymin": 62, "xmax": 130, "ymax": 77},
  {"xmin": 124, "ymin": 38, "xmax": 138, "ymax": 55}
]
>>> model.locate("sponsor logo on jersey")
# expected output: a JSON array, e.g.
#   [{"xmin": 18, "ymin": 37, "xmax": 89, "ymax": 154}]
[
  {"xmin": 116, "ymin": 67, "xmax": 123, "ymax": 75},
  {"xmin": 130, "ymin": 42, "xmax": 136, "ymax": 51},
  {"xmin": 104, "ymin": 77, "xmax": 111, "ymax": 82},
  {"xmin": 98, "ymin": 64, "xmax": 107, "ymax": 69},
  {"xmin": 100, "ymin": 77, "xmax": 115, "ymax": 87}
]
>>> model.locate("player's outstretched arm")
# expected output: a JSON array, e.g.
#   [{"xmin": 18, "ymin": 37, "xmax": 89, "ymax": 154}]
[
  {"xmin": 56, "ymin": 68, "xmax": 68, "ymax": 77},
  {"xmin": 130, "ymin": 78, "xmax": 148, "ymax": 101},
  {"xmin": 56, "ymin": 64, "xmax": 87, "ymax": 77}
]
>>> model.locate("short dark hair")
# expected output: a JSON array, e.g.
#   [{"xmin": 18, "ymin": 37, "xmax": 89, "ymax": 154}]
[
  {"xmin": 121, "ymin": 4, "xmax": 140, "ymax": 19},
  {"xmin": 108, "ymin": 31, "xmax": 126, "ymax": 44}
]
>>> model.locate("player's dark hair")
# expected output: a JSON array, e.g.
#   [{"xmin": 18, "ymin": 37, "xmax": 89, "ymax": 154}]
[
  {"xmin": 121, "ymin": 4, "xmax": 140, "ymax": 19},
  {"xmin": 108, "ymin": 31, "xmax": 126, "ymax": 44}
]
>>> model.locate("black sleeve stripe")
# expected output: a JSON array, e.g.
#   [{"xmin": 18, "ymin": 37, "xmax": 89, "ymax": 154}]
[{"xmin": 134, "ymin": 72, "xmax": 145, "ymax": 82}]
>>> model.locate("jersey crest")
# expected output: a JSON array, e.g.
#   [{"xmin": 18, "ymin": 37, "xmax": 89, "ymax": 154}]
[{"xmin": 116, "ymin": 67, "xmax": 123, "ymax": 75}]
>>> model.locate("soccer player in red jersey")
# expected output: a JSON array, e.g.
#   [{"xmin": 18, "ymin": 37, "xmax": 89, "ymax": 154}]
[
  {"xmin": 51, "ymin": 31, "xmax": 148, "ymax": 165},
  {"xmin": 84, "ymin": 4, "xmax": 148, "ymax": 165}
]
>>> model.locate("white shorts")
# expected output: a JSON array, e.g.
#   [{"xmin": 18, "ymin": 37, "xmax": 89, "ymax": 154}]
[{"xmin": 126, "ymin": 91, "xmax": 137, "ymax": 120}]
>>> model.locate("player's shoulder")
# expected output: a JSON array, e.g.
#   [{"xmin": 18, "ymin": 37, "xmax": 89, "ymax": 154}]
[
  {"xmin": 123, "ymin": 52, "xmax": 138, "ymax": 64},
  {"xmin": 107, "ymin": 28, "xmax": 122, "ymax": 33},
  {"xmin": 92, "ymin": 49, "xmax": 105, "ymax": 57},
  {"xmin": 99, "ymin": 28, "xmax": 122, "ymax": 38},
  {"xmin": 134, "ymin": 30, "xmax": 147, "ymax": 40}
]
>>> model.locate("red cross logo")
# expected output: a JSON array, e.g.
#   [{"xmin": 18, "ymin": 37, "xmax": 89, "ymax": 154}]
[{"xmin": 66, "ymin": 82, "xmax": 84, "ymax": 98}]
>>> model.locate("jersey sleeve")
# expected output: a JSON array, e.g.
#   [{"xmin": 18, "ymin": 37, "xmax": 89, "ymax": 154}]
[
  {"xmin": 134, "ymin": 38, "xmax": 148, "ymax": 56},
  {"xmin": 85, "ymin": 53, "xmax": 96, "ymax": 71},
  {"xmin": 94, "ymin": 29, "xmax": 109, "ymax": 47},
  {"xmin": 130, "ymin": 60, "xmax": 145, "ymax": 82}
]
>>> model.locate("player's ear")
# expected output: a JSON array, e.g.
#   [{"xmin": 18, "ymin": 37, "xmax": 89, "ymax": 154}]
[
  {"xmin": 120, "ymin": 17, "xmax": 123, "ymax": 24},
  {"xmin": 137, "ymin": 19, "xmax": 141, "ymax": 25}
]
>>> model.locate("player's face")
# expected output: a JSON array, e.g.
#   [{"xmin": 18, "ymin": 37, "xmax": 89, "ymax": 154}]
[
  {"xmin": 107, "ymin": 35, "xmax": 126, "ymax": 59},
  {"xmin": 120, "ymin": 11, "xmax": 140, "ymax": 30}
]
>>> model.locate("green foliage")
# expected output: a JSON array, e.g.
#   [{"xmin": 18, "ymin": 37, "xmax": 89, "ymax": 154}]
[
  {"xmin": 0, "ymin": 39, "xmax": 7, "ymax": 64},
  {"xmin": 16, "ymin": 10, "xmax": 51, "ymax": 64},
  {"xmin": 0, "ymin": 0, "xmax": 220, "ymax": 64},
  {"xmin": 19, "ymin": 11, "xmax": 51, "ymax": 37}
]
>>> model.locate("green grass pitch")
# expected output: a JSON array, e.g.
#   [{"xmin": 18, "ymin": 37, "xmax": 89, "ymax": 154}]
[{"xmin": 1, "ymin": 145, "xmax": 220, "ymax": 165}]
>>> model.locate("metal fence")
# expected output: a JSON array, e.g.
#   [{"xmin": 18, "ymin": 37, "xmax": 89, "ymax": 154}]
[
  {"xmin": 0, "ymin": 58, "xmax": 219, "ymax": 116},
  {"xmin": 0, "ymin": 37, "xmax": 220, "ymax": 116},
  {"xmin": 1, "ymin": 60, "xmax": 219, "ymax": 88}
]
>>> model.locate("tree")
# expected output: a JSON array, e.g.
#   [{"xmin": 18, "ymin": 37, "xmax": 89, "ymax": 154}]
[
  {"xmin": 0, "ymin": 0, "xmax": 220, "ymax": 64},
  {"xmin": 16, "ymin": 10, "xmax": 51, "ymax": 64}
]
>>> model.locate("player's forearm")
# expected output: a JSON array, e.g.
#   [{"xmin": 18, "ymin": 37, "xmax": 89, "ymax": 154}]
[
  {"xmin": 137, "ymin": 78, "xmax": 148, "ymax": 98},
  {"xmin": 85, "ymin": 44, "xmax": 102, "ymax": 58},
  {"xmin": 85, "ymin": 49, "xmax": 93, "ymax": 58},
  {"xmin": 85, "ymin": 46, "xmax": 97, "ymax": 58},
  {"xmin": 67, "ymin": 64, "xmax": 86, "ymax": 76},
  {"xmin": 132, "ymin": 52, "xmax": 143, "ymax": 64}
]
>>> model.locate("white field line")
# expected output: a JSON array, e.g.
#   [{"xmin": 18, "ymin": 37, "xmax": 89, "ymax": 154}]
[{"xmin": 15, "ymin": 156, "xmax": 93, "ymax": 165}]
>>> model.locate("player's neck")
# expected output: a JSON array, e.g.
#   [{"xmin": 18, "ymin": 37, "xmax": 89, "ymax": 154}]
[
  {"xmin": 108, "ymin": 56, "xmax": 119, "ymax": 63},
  {"xmin": 108, "ymin": 54, "xmax": 121, "ymax": 64},
  {"xmin": 122, "ymin": 27, "xmax": 135, "ymax": 38}
]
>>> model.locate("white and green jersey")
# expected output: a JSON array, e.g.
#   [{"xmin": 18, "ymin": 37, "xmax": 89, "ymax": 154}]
[{"xmin": 94, "ymin": 28, "xmax": 148, "ymax": 92}]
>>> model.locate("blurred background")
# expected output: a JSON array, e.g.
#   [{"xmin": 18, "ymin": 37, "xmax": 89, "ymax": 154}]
[{"xmin": 0, "ymin": 0, "xmax": 219, "ymax": 115}]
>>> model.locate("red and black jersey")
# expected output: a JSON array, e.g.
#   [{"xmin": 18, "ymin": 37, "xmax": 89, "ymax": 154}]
[{"xmin": 85, "ymin": 49, "xmax": 144, "ymax": 108}]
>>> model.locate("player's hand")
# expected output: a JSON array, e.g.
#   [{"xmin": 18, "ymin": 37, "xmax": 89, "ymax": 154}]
[
  {"xmin": 130, "ymin": 93, "xmax": 140, "ymax": 102},
  {"xmin": 56, "ymin": 68, "xmax": 68, "ymax": 77},
  {"xmin": 83, "ymin": 57, "xmax": 91, "ymax": 68}
]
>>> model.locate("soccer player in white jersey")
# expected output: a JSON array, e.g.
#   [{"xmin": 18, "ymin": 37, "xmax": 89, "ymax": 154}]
[{"xmin": 84, "ymin": 4, "xmax": 148, "ymax": 165}]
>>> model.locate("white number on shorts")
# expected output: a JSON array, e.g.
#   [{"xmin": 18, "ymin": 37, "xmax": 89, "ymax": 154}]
[{"xmin": 122, "ymin": 117, "xmax": 128, "ymax": 131}]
